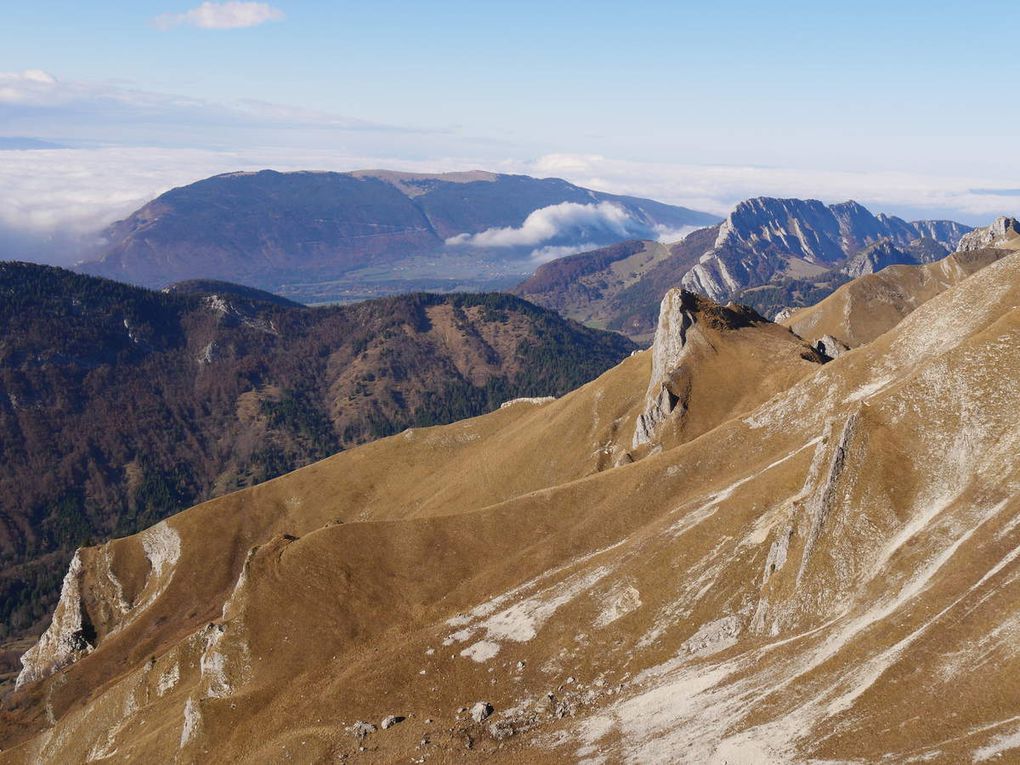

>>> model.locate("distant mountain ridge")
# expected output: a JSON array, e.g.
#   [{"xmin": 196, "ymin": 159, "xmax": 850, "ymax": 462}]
[
  {"xmin": 162, "ymin": 278, "xmax": 304, "ymax": 307},
  {"xmin": 80, "ymin": 170, "xmax": 719, "ymax": 302},
  {"xmin": 681, "ymin": 197, "xmax": 970, "ymax": 300},
  {"xmin": 517, "ymin": 197, "xmax": 972, "ymax": 340}
]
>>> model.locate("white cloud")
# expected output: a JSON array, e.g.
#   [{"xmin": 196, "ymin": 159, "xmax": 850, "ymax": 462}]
[
  {"xmin": 0, "ymin": 69, "xmax": 431, "ymax": 146},
  {"xmin": 0, "ymin": 69, "xmax": 61, "ymax": 105},
  {"xmin": 1, "ymin": 145, "xmax": 1017, "ymax": 267},
  {"xmin": 446, "ymin": 201, "xmax": 644, "ymax": 249},
  {"xmin": 653, "ymin": 224, "xmax": 701, "ymax": 244},
  {"xmin": 154, "ymin": 2, "xmax": 284, "ymax": 30},
  {"xmin": 519, "ymin": 154, "xmax": 1020, "ymax": 224},
  {"xmin": 528, "ymin": 244, "xmax": 597, "ymax": 264}
]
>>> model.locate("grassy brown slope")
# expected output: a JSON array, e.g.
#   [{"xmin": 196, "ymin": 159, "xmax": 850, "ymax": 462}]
[
  {"xmin": 5, "ymin": 255, "xmax": 1020, "ymax": 763},
  {"xmin": 633, "ymin": 295, "xmax": 826, "ymax": 454},
  {"xmin": 0, "ymin": 264, "xmax": 634, "ymax": 640},
  {"xmin": 781, "ymin": 247, "xmax": 1009, "ymax": 348}
]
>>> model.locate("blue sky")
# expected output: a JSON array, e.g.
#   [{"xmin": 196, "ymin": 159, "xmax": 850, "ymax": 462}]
[{"xmin": 1, "ymin": 1, "xmax": 1019, "ymax": 260}]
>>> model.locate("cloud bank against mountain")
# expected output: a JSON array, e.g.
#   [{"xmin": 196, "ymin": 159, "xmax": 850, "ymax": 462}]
[
  {"xmin": 445, "ymin": 201, "xmax": 699, "ymax": 263},
  {"xmin": 79, "ymin": 169, "xmax": 719, "ymax": 301},
  {"xmin": 517, "ymin": 197, "xmax": 978, "ymax": 341}
]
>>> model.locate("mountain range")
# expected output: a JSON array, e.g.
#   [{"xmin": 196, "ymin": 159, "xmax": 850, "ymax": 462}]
[
  {"xmin": 79, "ymin": 170, "xmax": 718, "ymax": 303},
  {"xmin": 0, "ymin": 263, "xmax": 633, "ymax": 652},
  {"xmin": 4, "ymin": 215, "xmax": 1020, "ymax": 762},
  {"xmin": 516, "ymin": 197, "xmax": 973, "ymax": 341}
]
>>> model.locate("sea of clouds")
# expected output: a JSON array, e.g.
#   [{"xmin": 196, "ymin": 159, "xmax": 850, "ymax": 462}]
[{"xmin": 2, "ymin": 66, "xmax": 1019, "ymax": 265}]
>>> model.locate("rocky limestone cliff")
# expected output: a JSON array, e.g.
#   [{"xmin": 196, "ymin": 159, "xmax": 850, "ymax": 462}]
[
  {"xmin": 957, "ymin": 216, "xmax": 1020, "ymax": 251},
  {"xmin": 633, "ymin": 290, "xmax": 700, "ymax": 447},
  {"xmin": 14, "ymin": 552, "xmax": 93, "ymax": 689},
  {"xmin": 841, "ymin": 239, "xmax": 914, "ymax": 278},
  {"xmin": 681, "ymin": 197, "xmax": 972, "ymax": 301},
  {"xmin": 631, "ymin": 289, "xmax": 775, "ymax": 448},
  {"xmin": 15, "ymin": 520, "xmax": 182, "ymax": 689}
]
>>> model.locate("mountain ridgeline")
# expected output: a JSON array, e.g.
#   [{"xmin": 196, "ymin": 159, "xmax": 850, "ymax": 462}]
[
  {"xmin": 5, "ymin": 242, "xmax": 1020, "ymax": 763},
  {"xmin": 80, "ymin": 170, "xmax": 719, "ymax": 302},
  {"xmin": 0, "ymin": 262, "xmax": 635, "ymax": 642},
  {"xmin": 517, "ymin": 197, "xmax": 973, "ymax": 340}
]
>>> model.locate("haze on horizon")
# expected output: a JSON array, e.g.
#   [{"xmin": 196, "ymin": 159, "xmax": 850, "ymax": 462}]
[{"xmin": 2, "ymin": 0, "xmax": 1019, "ymax": 263}]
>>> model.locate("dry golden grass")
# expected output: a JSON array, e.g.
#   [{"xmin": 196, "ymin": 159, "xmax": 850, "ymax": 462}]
[{"xmin": 4, "ymin": 255, "xmax": 1020, "ymax": 763}]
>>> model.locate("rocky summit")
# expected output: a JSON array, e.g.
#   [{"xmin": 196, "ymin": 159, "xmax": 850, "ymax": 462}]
[
  {"xmin": 517, "ymin": 197, "xmax": 973, "ymax": 340},
  {"xmin": 681, "ymin": 198, "xmax": 970, "ymax": 301},
  {"xmin": 4, "ymin": 242, "xmax": 1020, "ymax": 763}
]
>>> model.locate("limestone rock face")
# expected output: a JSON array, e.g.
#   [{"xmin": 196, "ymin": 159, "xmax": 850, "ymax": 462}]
[
  {"xmin": 815, "ymin": 335, "xmax": 849, "ymax": 359},
  {"xmin": 470, "ymin": 701, "xmax": 494, "ymax": 723},
  {"xmin": 773, "ymin": 306, "xmax": 796, "ymax": 323},
  {"xmin": 680, "ymin": 197, "xmax": 972, "ymax": 301},
  {"xmin": 499, "ymin": 396, "xmax": 556, "ymax": 410},
  {"xmin": 841, "ymin": 239, "xmax": 914, "ymax": 278},
  {"xmin": 16, "ymin": 551, "xmax": 94, "ymax": 689},
  {"xmin": 15, "ymin": 520, "xmax": 183, "ymax": 691},
  {"xmin": 633, "ymin": 289, "xmax": 698, "ymax": 447},
  {"xmin": 957, "ymin": 216, "xmax": 1020, "ymax": 251}
]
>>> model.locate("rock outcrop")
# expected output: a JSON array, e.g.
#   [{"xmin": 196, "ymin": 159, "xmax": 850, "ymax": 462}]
[
  {"xmin": 681, "ymin": 197, "xmax": 972, "ymax": 301},
  {"xmin": 15, "ymin": 552, "xmax": 94, "ymax": 689},
  {"xmin": 815, "ymin": 334, "xmax": 849, "ymax": 359},
  {"xmin": 957, "ymin": 216, "xmax": 1020, "ymax": 251},
  {"xmin": 470, "ymin": 702, "xmax": 494, "ymax": 723},
  {"xmin": 841, "ymin": 239, "xmax": 914, "ymax": 278},
  {"xmin": 499, "ymin": 396, "xmax": 556, "ymax": 409},
  {"xmin": 632, "ymin": 290, "xmax": 700, "ymax": 447}
]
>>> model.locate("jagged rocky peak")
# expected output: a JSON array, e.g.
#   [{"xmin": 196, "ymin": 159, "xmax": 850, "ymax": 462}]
[
  {"xmin": 633, "ymin": 290, "xmax": 698, "ymax": 448},
  {"xmin": 911, "ymin": 219, "xmax": 973, "ymax": 249},
  {"xmin": 716, "ymin": 197, "xmax": 846, "ymax": 262},
  {"xmin": 682, "ymin": 197, "xmax": 972, "ymax": 304},
  {"xmin": 957, "ymin": 216, "xmax": 1020, "ymax": 251},
  {"xmin": 633, "ymin": 289, "xmax": 762, "ymax": 447}
]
